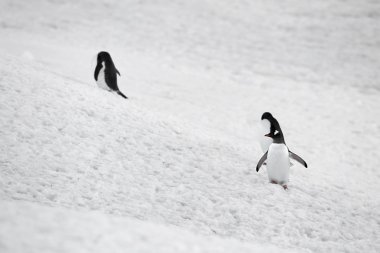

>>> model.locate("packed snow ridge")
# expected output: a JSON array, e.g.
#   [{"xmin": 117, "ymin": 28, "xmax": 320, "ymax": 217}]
[{"xmin": 0, "ymin": 0, "xmax": 379, "ymax": 252}]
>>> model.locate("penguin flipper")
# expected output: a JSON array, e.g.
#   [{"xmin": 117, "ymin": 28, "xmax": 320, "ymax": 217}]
[
  {"xmin": 117, "ymin": 91, "xmax": 128, "ymax": 99},
  {"xmin": 289, "ymin": 151, "xmax": 307, "ymax": 168},
  {"xmin": 116, "ymin": 69, "xmax": 121, "ymax": 76},
  {"xmin": 105, "ymin": 72, "xmax": 120, "ymax": 91},
  {"xmin": 94, "ymin": 64, "xmax": 102, "ymax": 81},
  {"xmin": 256, "ymin": 151, "xmax": 268, "ymax": 172}
]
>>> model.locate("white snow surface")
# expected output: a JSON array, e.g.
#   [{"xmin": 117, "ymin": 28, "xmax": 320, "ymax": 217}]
[{"xmin": 0, "ymin": 0, "xmax": 380, "ymax": 252}]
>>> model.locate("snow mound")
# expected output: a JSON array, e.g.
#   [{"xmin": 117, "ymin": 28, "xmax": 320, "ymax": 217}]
[{"xmin": 1, "ymin": 200, "xmax": 296, "ymax": 253}]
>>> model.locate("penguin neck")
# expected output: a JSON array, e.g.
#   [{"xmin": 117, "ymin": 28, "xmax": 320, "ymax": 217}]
[
  {"xmin": 272, "ymin": 134, "xmax": 285, "ymax": 144},
  {"xmin": 98, "ymin": 60, "xmax": 115, "ymax": 69}
]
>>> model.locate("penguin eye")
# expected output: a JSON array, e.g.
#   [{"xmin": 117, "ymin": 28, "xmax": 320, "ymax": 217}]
[{"xmin": 274, "ymin": 130, "xmax": 279, "ymax": 135}]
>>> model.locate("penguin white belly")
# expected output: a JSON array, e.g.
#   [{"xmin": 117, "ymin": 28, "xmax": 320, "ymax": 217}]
[
  {"xmin": 96, "ymin": 66, "xmax": 110, "ymax": 91},
  {"xmin": 266, "ymin": 144, "xmax": 290, "ymax": 184}
]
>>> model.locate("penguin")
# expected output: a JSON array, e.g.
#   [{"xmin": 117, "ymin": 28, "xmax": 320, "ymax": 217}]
[
  {"xmin": 256, "ymin": 115, "xmax": 307, "ymax": 190},
  {"xmin": 94, "ymin": 51, "xmax": 127, "ymax": 99},
  {"xmin": 259, "ymin": 112, "xmax": 281, "ymax": 166}
]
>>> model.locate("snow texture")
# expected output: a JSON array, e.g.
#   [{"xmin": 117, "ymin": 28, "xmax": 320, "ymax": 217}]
[{"xmin": 0, "ymin": 0, "xmax": 379, "ymax": 252}]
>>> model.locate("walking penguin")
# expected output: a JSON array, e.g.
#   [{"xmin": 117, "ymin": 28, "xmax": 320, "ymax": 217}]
[
  {"xmin": 256, "ymin": 113, "xmax": 307, "ymax": 190},
  {"xmin": 94, "ymin": 51, "xmax": 128, "ymax": 99}
]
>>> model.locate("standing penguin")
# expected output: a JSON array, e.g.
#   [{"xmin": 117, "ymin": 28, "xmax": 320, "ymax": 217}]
[
  {"xmin": 94, "ymin": 51, "xmax": 127, "ymax": 99},
  {"xmin": 256, "ymin": 114, "xmax": 307, "ymax": 190}
]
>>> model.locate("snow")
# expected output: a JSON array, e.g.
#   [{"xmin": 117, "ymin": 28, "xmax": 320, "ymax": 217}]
[
  {"xmin": 1, "ymin": 201, "xmax": 294, "ymax": 253},
  {"xmin": 0, "ymin": 0, "xmax": 379, "ymax": 252}
]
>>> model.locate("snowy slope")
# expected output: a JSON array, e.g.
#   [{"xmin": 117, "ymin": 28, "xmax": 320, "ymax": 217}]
[
  {"xmin": 0, "ymin": 0, "xmax": 380, "ymax": 252},
  {"xmin": 2, "ymin": 201, "xmax": 296, "ymax": 253}
]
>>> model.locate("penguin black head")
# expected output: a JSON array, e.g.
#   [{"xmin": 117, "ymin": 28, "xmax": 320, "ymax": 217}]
[
  {"xmin": 97, "ymin": 51, "xmax": 115, "ymax": 67},
  {"xmin": 262, "ymin": 112, "xmax": 285, "ymax": 144},
  {"xmin": 261, "ymin": 112, "xmax": 273, "ymax": 121},
  {"xmin": 261, "ymin": 112, "xmax": 277, "ymax": 137}
]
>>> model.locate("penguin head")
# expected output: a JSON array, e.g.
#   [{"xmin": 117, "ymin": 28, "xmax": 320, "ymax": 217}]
[
  {"xmin": 262, "ymin": 112, "xmax": 285, "ymax": 143},
  {"xmin": 261, "ymin": 112, "xmax": 273, "ymax": 121},
  {"xmin": 97, "ymin": 51, "xmax": 114, "ymax": 66},
  {"xmin": 265, "ymin": 128, "xmax": 285, "ymax": 143},
  {"xmin": 261, "ymin": 112, "xmax": 276, "ymax": 137}
]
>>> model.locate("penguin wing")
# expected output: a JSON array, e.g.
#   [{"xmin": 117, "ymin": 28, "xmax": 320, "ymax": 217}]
[
  {"xmin": 116, "ymin": 69, "xmax": 121, "ymax": 76},
  {"xmin": 94, "ymin": 64, "xmax": 102, "ymax": 81},
  {"xmin": 256, "ymin": 151, "xmax": 268, "ymax": 172},
  {"xmin": 289, "ymin": 151, "xmax": 308, "ymax": 168},
  {"xmin": 105, "ymin": 71, "xmax": 119, "ymax": 91}
]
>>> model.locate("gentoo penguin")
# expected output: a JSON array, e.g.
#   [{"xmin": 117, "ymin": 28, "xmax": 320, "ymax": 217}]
[
  {"xmin": 256, "ymin": 115, "xmax": 307, "ymax": 190},
  {"xmin": 94, "ymin": 51, "xmax": 127, "ymax": 99}
]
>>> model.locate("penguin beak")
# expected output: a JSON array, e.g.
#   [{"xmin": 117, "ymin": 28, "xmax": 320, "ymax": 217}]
[{"xmin": 265, "ymin": 133, "xmax": 271, "ymax": 137}]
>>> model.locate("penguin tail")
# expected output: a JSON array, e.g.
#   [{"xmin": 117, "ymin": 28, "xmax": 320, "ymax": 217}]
[{"xmin": 117, "ymin": 91, "xmax": 128, "ymax": 99}]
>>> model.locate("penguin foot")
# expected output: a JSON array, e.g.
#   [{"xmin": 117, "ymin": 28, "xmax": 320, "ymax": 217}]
[
  {"xmin": 282, "ymin": 185, "xmax": 288, "ymax": 190},
  {"xmin": 270, "ymin": 180, "xmax": 278, "ymax": 184}
]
